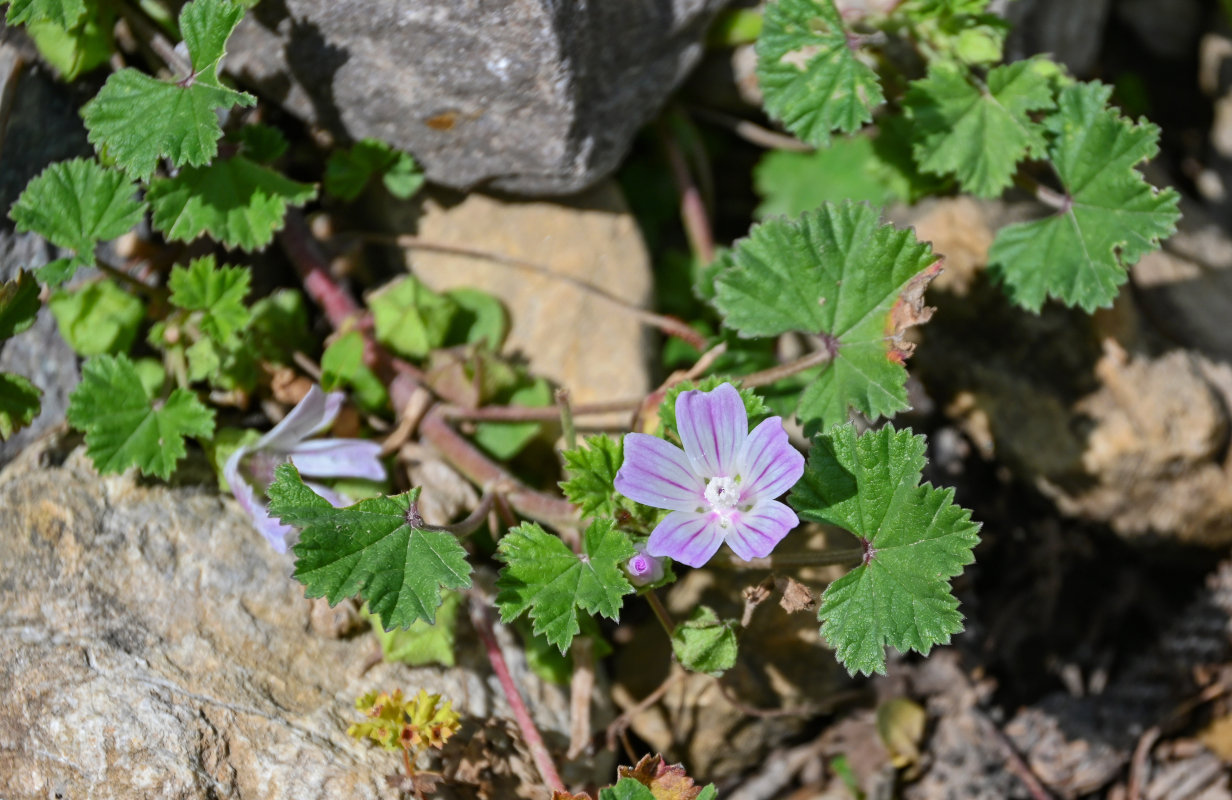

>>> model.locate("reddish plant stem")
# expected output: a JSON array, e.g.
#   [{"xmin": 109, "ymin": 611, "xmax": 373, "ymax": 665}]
[
  {"xmin": 440, "ymin": 397, "xmax": 643, "ymax": 423},
  {"xmin": 645, "ymin": 590, "xmax": 676, "ymax": 637},
  {"xmin": 468, "ymin": 595, "xmax": 566, "ymax": 794},
  {"xmin": 660, "ymin": 120, "xmax": 716, "ymax": 265},
  {"xmin": 280, "ymin": 211, "xmax": 363, "ymax": 330},
  {"xmin": 740, "ymin": 346, "xmax": 835, "ymax": 389}
]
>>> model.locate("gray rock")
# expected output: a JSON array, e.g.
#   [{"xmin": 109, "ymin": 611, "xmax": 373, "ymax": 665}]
[
  {"xmin": 226, "ymin": 0, "xmax": 725, "ymax": 195},
  {"xmin": 0, "ymin": 440, "xmax": 595, "ymax": 799},
  {"xmin": 999, "ymin": 0, "xmax": 1113, "ymax": 77}
]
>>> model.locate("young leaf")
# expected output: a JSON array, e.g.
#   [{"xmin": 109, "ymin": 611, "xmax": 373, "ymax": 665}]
[
  {"xmin": 0, "ymin": 270, "xmax": 41, "ymax": 340},
  {"xmin": 3, "ymin": 0, "xmax": 86, "ymax": 28},
  {"xmin": 168, "ymin": 256, "xmax": 252, "ymax": 345},
  {"xmin": 561, "ymin": 434, "xmax": 624, "ymax": 519},
  {"xmin": 905, "ymin": 58, "xmax": 1055, "ymax": 197},
  {"xmin": 235, "ymin": 122, "xmax": 289, "ymax": 163},
  {"xmin": 598, "ymin": 779, "xmax": 656, "ymax": 800},
  {"xmin": 714, "ymin": 202, "xmax": 939, "ymax": 431},
  {"xmin": 147, "ymin": 156, "xmax": 317, "ymax": 250},
  {"xmin": 9, "ymin": 158, "xmax": 145, "ymax": 284},
  {"xmin": 756, "ymin": 0, "xmax": 884, "ymax": 147},
  {"xmin": 321, "ymin": 329, "xmax": 390, "ymax": 412},
  {"xmin": 367, "ymin": 591, "xmax": 461, "ymax": 667},
  {"xmin": 988, "ymin": 81, "xmax": 1181, "ymax": 311},
  {"xmin": 753, "ymin": 136, "xmax": 905, "ymax": 219},
  {"xmin": 671, "ymin": 606, "xmax": 739, "ymax": 676},
  {"xmin": 49, "ymin": 281, "xmax": 143, "ymax": 356},
  {"xmin": 26, "ymin": 4, "xmax": 116, "ymax": 80},
  {"xmin": 617, "ymin": 754, "xmax": 720, "ymax": 800},
  {"xmin": 80, "ymin": 0, "xmax": 255, "ymax": 180},
  {"xmin": 66, "ymin": 354, "xmax": 216, "ymax": 479},
  {"xmin": 495, "ymin": 520, "xmax": 635, "ymax": 654},
  {"xmin": 369, "ymin": 275, "xmax": 458, "ymax": 360},
  {"xmin": 472, "ymin": 377, "xmax": 551, "ymax": 460},
  {"xmin": 325, "ymin": 138, "xmax": 424, "ymax": 201},
  {"xmin": 789, "ymin": 424, "xmax": 980, "ymax": 676},
  {"xmin": 0, "ymin": 372, "xmax": 42, "ymax": 440},
  {"xmin": 268, "ymin": 466, "xmax": 471, "ymax": 629}
]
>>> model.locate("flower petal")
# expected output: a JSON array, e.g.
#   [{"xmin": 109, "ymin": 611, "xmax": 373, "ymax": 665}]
[
  {"xmin": 615, "ymin": 433, "xmax": 706, "ymax": 512},
  {"xmin": 227, "ymin": 451, "xmax": 293, "ymax": 552},
  {"xmin": 646, "ymin": 511, "xmax": 726, "ymax": 568},
  {"xmin": 255, "ymin": 385, "xmax": 345, "ymax": 451},
  {"xmin": 724, "ymin": 500, "xmax": 799, "ymax": 561},
  {"xmin": 305, "ymin": 480, "xmax": 349, "ymax": 507},
  {"xmin": 290, "ymin": 439, "xmax": 386, "ymax": 481},
  {"xmin": 737, "ymin": 416, "xmax": 805, "ymax": 503},
  {"xmin": 676, "ymin": 383, "xmax": 747, "ymax": 478}
]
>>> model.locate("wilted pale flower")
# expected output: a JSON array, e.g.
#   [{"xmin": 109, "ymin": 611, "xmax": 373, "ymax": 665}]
[
  {"xmin": 224, "ymin": 385, "xmax": 384, "ymax": 552},
  {"xmin": 614, "ymin": 383, "xmax": 804, "ymax": 568},
  {"xmin": 625, "ymin": 542, "xmax": 665, "ymax": 586}
]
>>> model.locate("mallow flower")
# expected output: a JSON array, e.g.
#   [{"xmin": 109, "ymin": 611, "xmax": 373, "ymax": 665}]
[
  {"xmin": 224, "ymin": 385, "xmax": 385, "ymax": 552},
  {"xmin": 625, "ymin": 542, "xmax": 666, "ymax": 586},
  {"xmin": 614, "ymin": 383, "xmax": 805, "ymax": 568}
]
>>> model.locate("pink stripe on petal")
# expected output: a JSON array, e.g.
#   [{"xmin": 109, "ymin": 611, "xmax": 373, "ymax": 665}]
[
  {"xmin": 646, "ymin": 511, "xmax": 725, "ymax": 568},
  {"xmin": 615, "ymin": 433, "xmax": 706, "ymax": 512},
  {"xmin": 737, "ymin": 417, "xmax": 805, "ymax": 503},
  {"xmin": 676, "ymin": 383, "xmax": 747, "ymax": 478},
  {"xmin": 725, "ymin": 500, "xmax": 798, "ymax": 561}
]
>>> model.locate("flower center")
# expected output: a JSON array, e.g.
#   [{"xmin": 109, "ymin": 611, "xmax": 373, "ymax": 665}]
[{"xmin": 704, "ymin": 476, "xmax": 742, "ymax": 527}]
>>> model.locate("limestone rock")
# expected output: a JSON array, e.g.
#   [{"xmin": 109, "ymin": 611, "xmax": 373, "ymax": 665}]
[
  {"xmin": 0, "ymin": 439, "xmax": 587, "ymax": 799},
  {"xmin": 226, "ymin": 0, "xmax": 725, "ymax": 195},
  {"xmin": 391, "ymin": 182, "xmax": 653, "ymax": 425}
]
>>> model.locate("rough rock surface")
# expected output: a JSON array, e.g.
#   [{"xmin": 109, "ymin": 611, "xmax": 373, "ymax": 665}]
[
  {"xmin": 227, "ymin": 0, "xmax": 725, "ymax": 195},
  {"xmin": 0, "ymin": 439, "xmax": 584, "ymax": 799},
  {"xmin": 389, "ymin": 182, "xmax": 653, "ymax": 425}
]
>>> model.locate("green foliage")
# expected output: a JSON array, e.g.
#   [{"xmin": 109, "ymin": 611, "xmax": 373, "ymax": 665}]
[
  {"xmin": 789, "ymin": 424, "xmax": 980, "ymax": 675},
  {"xmin": 561, "ymin": 434, "xmax": 624, "ymax": 519},
  {"xmin": 147, "ymin": 156, "xmax": 316, "ymax": 250},
  {"xmin": 495, "ymin": 520, "xmax": 635, "ymax": 653},
  {"xmin": 320, "ymin": 329, "xmax": 389, "ymax": 412},
  {"xmin": 168, "ymin": 256, "xmax": 252, "ymax": 346},
  {"xmin": 248, "ymin": 289, "xmax": 312, "ymax": 364},
  {"xmin": 446, "ymin": 288, "xmax": 508, "ymax": 349},
  {"xmin": 0, "ymin": 373, "xmax": 42, "ymax": 440},
  {"xmin": 658, "ymin": 376, "xmax": 769, "ymax": 439},
  {"xmin": 988, "ymin": 81, "xmax": 1181, "ymax": 311},
  {"xmin": 81, "ymin": 0, "xmax": 255, "ymax": 180},
  {"xmin": 370, "ymin": 275, "xmax": 457, "ymax": 360},
  {"xmin": 3, "ymin": 0, "xmax": 85, "ymax": 28},
  {"xmin": 268, "ymin": 467, "xmax": 471, "ymax": 629},
  {"xmin": 235, "ymin": 123, "xmax": 289, "ymax": 163},
  {"xmin": 756, "ymin": 0, "xmax": 883, "ymax": 147},
  {"xmin": 67, "ymin": 354, "xmax": 215, "ymax": 479},
  {"xmin": 9, "ymin": 158, "xmax": 145, "ymax": 284},
  {"xmin": 472, "ymin": 377, "xmax": 551, "ymax": 460},
  {"xmin": 599, "ymin": 777, "xmax": 717, "ymax": 800},
  {"xmin": 325, "ymin": 138, "xmax": 424, "ymax": 201},
  {"xmin": 26, "ymin": 3, "xmax": 115, "ymax": 80},
  {"xmin": 49, "ymin": 281, "xmax": 143, "ymax": 356},
  {"xmin": 0, "ymin": 270, "xmax": 41, "ymax": 339},
  {"xmin": 905, "ymin": 58, "xmax": 1056, "ymax": 196},
  {"xmin": 671, "ymin": 606, "xmax": 739, "ymax": 676},
  {"xmin": 896, "ymin": 0, "xmax": 1009, "ymax": 66},
  {"xmin": 715, "ymin": 202, "xmax": 939, "ymax": 431},
  {"xmin": 368, "ymin": 591, "xmax": 461, "ymax": 667},
  {"xmin": 753, "ymin": 136, "xmax": 908, "ymax": 219}
]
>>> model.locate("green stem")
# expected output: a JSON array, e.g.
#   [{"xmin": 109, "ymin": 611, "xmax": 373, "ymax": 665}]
[
  {"xmin": 556, "ymin": 388, "xmax": 577, "ymax": 451},
  {"xmin": 429, "ymin": 491, "xmax": 495, "ymax": 537},
  {"xmin": 645, "ymin": 590, "xmax": 676, "ymax": 637}
]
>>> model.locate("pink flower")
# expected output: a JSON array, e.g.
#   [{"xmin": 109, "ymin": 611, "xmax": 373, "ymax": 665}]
[
  {"xmin": 614, "ymin": 383, "xmax": 804, "ymax": 568},
  {"xmin": 224, "ymin": 385, "xmax": 384, "ymax": 552},
  {"xmin": 626, "ymin": 542, "xmax": 666, "ymax": 586}
]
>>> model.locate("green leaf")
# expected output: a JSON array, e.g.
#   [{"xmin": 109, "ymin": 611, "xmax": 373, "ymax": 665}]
[
  {"xmin": 9, "ymin": 158, "xmax": 145, "ymax": 284},
  {"xmin": 235, "ymin": 123, "xmax": 289, "ymax": 163},
  {"xmin": 147, "ymin": 156, "xmax": 316, "ymax": 250},
  {"xmin": 599, "ymin": 779, "xmax": 656, "ymax": 800},
  {"xmin": 495, "ymin": 520, "xmax": 635, "ymax": 654},
  {"xmin": 48, "ymin": 280, "xmax": 144, "ymax": 356},
  {"xmin": 80, "ymin": 0, "xmax": 255, "ymax": 180},
  {"xmin": 754, "ymin": 136, "xmax": 905, "ymax": 219},
  {"xmin": 659, "ymin": 376, "xmax": 769, "ymax": 440},
  {"xmin": 789, "ymin": 424, "xmax": 980, "ymax": 675},
  {"xmin": 756, "ymin": 0, "xmax": 884, "ymax": 147},
  {"xmin": 671, "ymin": 606, "xmax": 739, "ymax": 676},
  {"xmin": 168, "ymin": 256, "xmax": 252, "ymax": 345},
  {"xmin": 988, "ymin": 81, "xmax": 1181, "ymax": 311},
  {"xmin": 320, "ymin": 329, "xmax": 389, "ymax": 412},
  {"xmin": 445, "ymin": 288, "xmax": 508, "ymax": 349},
  {"xmin": 369, "ymin": 275, "xmax": 458, "ymax": 360},
  {"xmin": 0, "ymin": 270, "xmax": 41, "ymax": 340},
  {"xmin": 35, "ymin": 259, "xmax": 75, "ymax": 286},
  {"xmin": 368, "ymin": 591, "xmax": 461, "ymax": 667},
  {"xmin": 0, "ymin": 373, "xmax": 42, "ymax": 440},
  {"xmin": 472, "ymin": 377, "xmax": 551, "ymax": 460},
  {"xmin": 905, "ymin": 58, "xmax": 1055, "ymax": 197},
  {"xmin": 269, "ymin": 466, "xmax": 472, "ymax": 629},
  {"xmin": 324, "ymin": 138, "xmax": 424, "ymax": 201},
  {"xmin": 3, "ymin": 0, "xmax": 86, "ymax": 28},
  {"xmin": 26, "ymin": 4, "xmax": 115, "ymax": 80},
  {"xmin": 560, "ymin": 434, "xmax": 624, "ymax": 519},
  {"xmin": 249, "ymin": 289, "xmax": 312, "ymax": 364},
  {"xmin": 66, "ymin": 354, "xmax": 215, "ymax": 479},
  {"xmin": 715, "ymin": 202, "xmax": 939, "ymax": 431}
]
